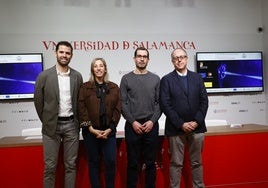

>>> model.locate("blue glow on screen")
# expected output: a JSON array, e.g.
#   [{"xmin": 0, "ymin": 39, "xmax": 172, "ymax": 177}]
[
  {"xmin": 0, "ymin": 63, "xmax": 42, "ymax": 95},
  {"xmin": 217, "ymin": 60, "xmax": 263, "ymax": 88},
  {"xmin": 196, "ymin": 52, "xmax": 264, "ymax": 93}
]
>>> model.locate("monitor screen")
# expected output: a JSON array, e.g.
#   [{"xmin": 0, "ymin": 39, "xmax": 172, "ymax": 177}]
[
  {"xmin": 0, "ymin": 53, "xmax": 43, "ymax": 100},
  {"xmin": 196, "ymin": 51, "xmax": 264, "ymax": 94}
]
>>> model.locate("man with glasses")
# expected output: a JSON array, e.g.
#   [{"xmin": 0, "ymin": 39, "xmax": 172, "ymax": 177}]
[
  {"xmin": 120, "ymin": 47, "xmax": 162, "ymax": 188},
  {"xmin": 159, "ymin": 48, "xmax": 208, "ymax": 188}
]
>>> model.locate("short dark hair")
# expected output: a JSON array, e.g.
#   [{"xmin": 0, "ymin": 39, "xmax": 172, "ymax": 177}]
[
  {"xmin": 134, "ymin": 47, "xmax": 149, "ymax": 59},
  {"xmin": 55, "ymin": 41, "xmax": 73, "ymax": 53}
]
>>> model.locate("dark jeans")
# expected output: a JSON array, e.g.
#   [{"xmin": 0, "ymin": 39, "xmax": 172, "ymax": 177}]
[
  {"xmin": 82, "ymin": 128, "xmax": 116, "ymax": 188},
  {"xmin": 125, "ymin": 121, "xmax": 159, "ymax": 188}
]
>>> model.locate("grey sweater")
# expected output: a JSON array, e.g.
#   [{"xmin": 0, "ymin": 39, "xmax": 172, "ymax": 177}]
[{"xmin": 120, "ymin": 71, "xmax": 162, "ymax": 124}]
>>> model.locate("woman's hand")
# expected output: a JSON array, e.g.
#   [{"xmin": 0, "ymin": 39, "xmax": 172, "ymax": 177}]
[{"xmin": 89, "ymin": 126, "xmax": 111, "ymax": 139}]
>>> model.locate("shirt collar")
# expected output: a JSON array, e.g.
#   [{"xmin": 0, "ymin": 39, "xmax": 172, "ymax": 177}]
[
  {"xmin": 176, "ymin": 69, "xmax": 187, "ymax": 77},
  {"xmin": 56, "ymin": 66, "xmax": 70, "ymax": 76}
]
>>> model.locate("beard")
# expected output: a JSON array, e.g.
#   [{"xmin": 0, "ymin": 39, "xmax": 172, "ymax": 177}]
[
  {"xmin": 136, "ymin": 64, "xmax": 147, "ymax": 70},
  {"xmin": 57, "ymin": 57, "xmax": 70, "ymax": 67}
]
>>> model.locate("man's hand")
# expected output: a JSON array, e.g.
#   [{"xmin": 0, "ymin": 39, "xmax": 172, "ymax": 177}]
[
  {"xmin": 141, "ymin": 120, "xmax": 154, "ymax": 133},
  {"xmin": 132, "ymin": 121, "xmax": 144, "ymax": 135},
  {"xmin": 132, "ymin": 120, "xmax": 154, "ymax": 134},
  {"xmin": 182, "ymin": 121, "xmax": 198, "ymax": 133}
]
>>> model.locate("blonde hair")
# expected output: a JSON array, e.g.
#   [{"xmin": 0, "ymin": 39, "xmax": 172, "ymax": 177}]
[{"xmin": 89, "ymin": 57, "xmax": 109, "ymax": 83}]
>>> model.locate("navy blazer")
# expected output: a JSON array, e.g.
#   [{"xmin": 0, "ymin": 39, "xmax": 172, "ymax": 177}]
[
  {"xmin": 34, "ymin": 65, "xmax": 83, "ymax": 137},
  {"xmin": 160, "ymin": 70, "xmax": 208, "ymax": 136}
]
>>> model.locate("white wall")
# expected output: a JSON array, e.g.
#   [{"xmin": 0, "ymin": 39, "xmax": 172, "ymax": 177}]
[{"xmin": 0, "ymin": 0, "xmax": 267, "ymax": 137}]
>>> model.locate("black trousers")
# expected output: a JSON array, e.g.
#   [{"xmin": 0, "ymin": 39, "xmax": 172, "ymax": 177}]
[{"xmin": 124, "ymin": 120, "xmax": 159, "ymax": 188}]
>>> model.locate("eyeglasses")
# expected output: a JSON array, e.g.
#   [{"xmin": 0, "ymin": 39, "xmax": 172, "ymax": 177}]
[
  {"xmin": 136, "ymin": 55, "xmax": 149, "ymax": 59},
  {"xmin": 172, "ymin": 55, "xmax": 187, "ymax": 61}
]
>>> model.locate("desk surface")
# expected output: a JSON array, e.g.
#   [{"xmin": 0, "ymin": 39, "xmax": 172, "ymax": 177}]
[
  {"xmin": 205, "ymin": 123, "xmax": 268, "ymax": 136},
  {"xmin": 1, "ymin": 124, "xmax": 268, "ymax": 148}
]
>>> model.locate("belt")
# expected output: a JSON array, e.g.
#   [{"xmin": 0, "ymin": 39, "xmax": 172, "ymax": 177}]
[{"xmin": 58, "ymin": 115, "xmax": 74, "ymax": 121}]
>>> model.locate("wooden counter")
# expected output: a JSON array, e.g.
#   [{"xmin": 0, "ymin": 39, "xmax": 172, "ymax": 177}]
[
  {"xmin": 206, "ymin": 123, "xmax": 268, "ymax": 136},
  {"xmin": 1, "ymin": 124, "xmax": 267, "ymax": 147},
  {"xmin": 0, "ymin": 124, "xmax": 268, "ymax": 147}
]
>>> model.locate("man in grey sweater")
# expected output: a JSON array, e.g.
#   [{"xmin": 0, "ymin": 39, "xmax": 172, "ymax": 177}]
[{"xmin": 120, "ymin": 47, "xmax": 162, "ymax": 188}]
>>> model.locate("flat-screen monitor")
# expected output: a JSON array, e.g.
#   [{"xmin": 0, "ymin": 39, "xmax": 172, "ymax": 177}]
[
  {"xmin": 196, "ymin": 51, "xmax": 264, "ymax": 94},
  {"xmin": 0, "ymin": 53, "xmax": 43, "ymax": 100}
]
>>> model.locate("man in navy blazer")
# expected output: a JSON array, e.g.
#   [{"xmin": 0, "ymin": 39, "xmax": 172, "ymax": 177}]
[
  {"xmin": 34, "ymin": 41, "xmax": 83, "ymax": 188},
  {"xmin": 160, "ymin": 48, "xmax": 208, "ymax": 188}
]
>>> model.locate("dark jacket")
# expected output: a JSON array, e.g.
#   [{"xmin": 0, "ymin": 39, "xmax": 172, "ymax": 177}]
[
  {"xmin": 160, "ymin": 70, "xmax": 208, "ymax": 136},
  {"xmin": 78, "ymin": 81, "xmax": 121, "ymax": 134},
  {"xmin": 34, "ymin": 65, "xmax": 83, "ymax": 137}
]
